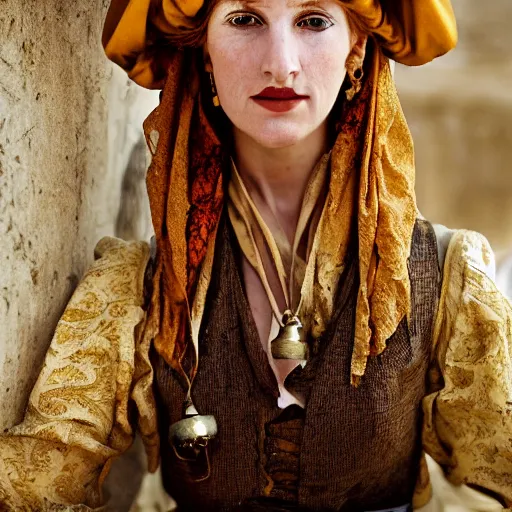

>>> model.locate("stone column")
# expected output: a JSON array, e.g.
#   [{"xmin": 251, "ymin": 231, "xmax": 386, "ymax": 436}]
[{"xmin": 0, "ymin": 1, "xmax": 157, "ymax": 430}]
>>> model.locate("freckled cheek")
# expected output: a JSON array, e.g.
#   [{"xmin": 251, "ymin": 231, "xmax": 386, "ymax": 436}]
[
  {"xmin": 307, "ymin": 48, "xmax": 346, "ymax": 75},
  {"xmin": 305, "ymin": 53, "xmax": 347, "ymax": 95},
  {"xmin": 211, "ymin": 42, "xmax": 259, "ymax": 99},
  {"xmin": 213, "ymin": 55, "xmax": 262, "ymax": 112}
]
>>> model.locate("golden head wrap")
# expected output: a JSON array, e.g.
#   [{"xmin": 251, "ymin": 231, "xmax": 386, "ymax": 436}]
[
  {"xmin": 103, "ymin": 0, "xmax": 457, "ymax": 89},
  {"xmin": 102, "ymin": 1, "xmax": 456, "ymax": 385}
]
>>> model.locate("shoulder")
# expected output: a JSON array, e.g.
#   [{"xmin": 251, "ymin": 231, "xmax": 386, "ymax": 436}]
[
  {"xmin": 56, "ymin": 236, "xmax": 151, "ymax": 351},
  {"xmin": 94, "ymin": 236, "xmax": 150, "ymax": 267},
  {"xmin": 430, "ymin": 224, "xmax": 510, "ymax": 351},
  {"xmin": 409, "ymin": 219, "xmax": 496, "ymax": 285},
  {"xmin": 90, "ymin": 236, "xmax": 151, "ymax": 300},
  {"xmin": 430, "ymin": 222, "xmax": 496, "ymax": 283},
  {"xmin": 48, "ymin": 237, "xmax": 152, "ymax": 326}
]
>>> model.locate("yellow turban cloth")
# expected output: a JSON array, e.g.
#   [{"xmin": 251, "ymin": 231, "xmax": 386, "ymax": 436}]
[
  {"xmin": 102, "ymin": 2, "xmax": 457, "ymax": 385},
  {"xmin": 103, "ymin": 0, "xmax": 457, "ymax": 89}
]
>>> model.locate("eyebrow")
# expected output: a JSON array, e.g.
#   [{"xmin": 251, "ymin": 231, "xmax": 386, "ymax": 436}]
[
  {"xmin": 235, "ymin": 0, "xmax": 322, "ymax": 7},
  {"xmin": 294, "ymin": 1, "xmax": 322, "ymax": 7}
]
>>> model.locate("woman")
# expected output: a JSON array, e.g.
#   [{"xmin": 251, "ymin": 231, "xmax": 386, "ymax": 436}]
[{"xmin": 0, "ymin": 0, "xmax": 511, "ymax": 511}]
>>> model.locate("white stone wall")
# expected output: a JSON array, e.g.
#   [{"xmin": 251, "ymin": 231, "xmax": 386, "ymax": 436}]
[{"xmin": 0, "ymin": 1, "xmax": 157, "ymax": 430}]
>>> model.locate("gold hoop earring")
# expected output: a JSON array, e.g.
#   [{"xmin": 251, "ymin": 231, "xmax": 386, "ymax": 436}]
[
  {"xmin": 345, "ymin": 65, "xmax": 363, "ymax": 101},
  {"xmin": 209, "ymin": 72, "xmax": 220, "ymax": 107},
  {"xmin": 344, "ymin": 36, "xmax": 367, "ymax": 101}
]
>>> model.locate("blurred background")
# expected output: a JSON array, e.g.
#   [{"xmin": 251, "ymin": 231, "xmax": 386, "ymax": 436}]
[
  {"xmin": 0, "ymin": 0, "xmax": 510, "ymax": 510},
  {"xmin": 396, "ymin": 0, "xmax": 512, "ymax": 291}
]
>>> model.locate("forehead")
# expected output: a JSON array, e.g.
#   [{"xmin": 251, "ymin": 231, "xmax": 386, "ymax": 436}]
[{"xmin": 218, "ymin": 0, "xmax": 325, "ymax": 8}]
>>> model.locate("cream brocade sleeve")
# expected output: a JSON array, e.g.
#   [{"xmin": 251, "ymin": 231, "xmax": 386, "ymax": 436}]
[
  {"xmin": 1, "ymin": 232, "xmax": 511, "ymax": 510},
  {"xmin": 0, "ymin": 237, "xmax": 159, "ymax": 511},
  {"xmin": 415, "ymin": 230, "xmax": 512, "ymax": 510}
]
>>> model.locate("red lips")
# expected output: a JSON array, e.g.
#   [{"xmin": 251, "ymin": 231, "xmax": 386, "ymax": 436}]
[
  {"xmin": 251, "ymin": 87, "xmax": 308, "ymax": 113},
  {"xmin": 253, "ymin": 87, "xmax": 308, "ymax": 100}
]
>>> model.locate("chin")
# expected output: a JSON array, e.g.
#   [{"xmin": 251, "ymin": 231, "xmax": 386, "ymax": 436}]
[{"xmin": 244, "ymin": 121, "xmax": 313, "ymax": 150}]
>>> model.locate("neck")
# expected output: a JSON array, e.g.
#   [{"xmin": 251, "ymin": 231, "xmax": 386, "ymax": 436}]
[{"xmin": 233, "ymin": 123, "xmax": 328, "ymax": 235}]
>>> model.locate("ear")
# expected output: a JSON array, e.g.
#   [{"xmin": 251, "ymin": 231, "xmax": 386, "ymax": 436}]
[
  {"xmin": 344, "ymin": 33, "xmax": 368, "ymax": 100},
  {"xmin": 349, "ymin": 31, "xmax": 368, "ymax": 65}
]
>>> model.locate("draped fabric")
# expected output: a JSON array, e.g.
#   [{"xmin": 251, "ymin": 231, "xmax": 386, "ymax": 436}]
[
  {"xmin": 227, "ymin": 153, "xmax": 330, "ymax": 335},
  {"xmin": 227, "ymin": 154, "xmax": 331, "ymax": 404},
  {"xmin": 101, "ymin": 0, "xmax": 456, "ymax": 387},
  {"xmin": 139, "ymin": 40, "xmax": 417, "ymax": 387}
]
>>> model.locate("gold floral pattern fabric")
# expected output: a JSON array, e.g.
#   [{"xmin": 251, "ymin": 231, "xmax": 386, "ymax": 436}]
[
  {"xmin": 0, "ymin": 237, "xmax": 151, "ymax": 511},
  {"xmin": 415, "ymin": 229, "xmax": 512, "ymax": 509},
  {"xmin": 1, "ymin": 230, "xmax": 511, "ymax": 510}
]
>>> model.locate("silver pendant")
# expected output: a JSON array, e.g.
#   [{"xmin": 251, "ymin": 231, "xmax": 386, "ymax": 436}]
[{"xmin": 169, "ymin": 400, "xmax": 218, "ymax": 482}]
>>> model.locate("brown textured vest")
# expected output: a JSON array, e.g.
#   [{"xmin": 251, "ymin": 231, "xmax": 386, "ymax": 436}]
[{"xmin": 153, "ymin": 217, "xmax": 440, "ymax": 512}]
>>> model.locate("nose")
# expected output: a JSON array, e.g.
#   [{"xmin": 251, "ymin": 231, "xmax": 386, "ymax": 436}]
[{"xmin": 260, "ymin": 25, "xmax": 300, "ymax": 84}]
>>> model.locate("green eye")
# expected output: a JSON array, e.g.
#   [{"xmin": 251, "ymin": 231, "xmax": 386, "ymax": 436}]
[
  {"xmin": 297, "ymin": 16, "xmax": 332, "ymax": 30},
  {"xmin": 229, "ymin": 15, "xmax": 261, "ymax": 27}
]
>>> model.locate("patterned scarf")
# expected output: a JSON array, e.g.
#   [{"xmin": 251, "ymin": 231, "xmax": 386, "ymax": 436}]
[{"xmin": 142, "ymin": 40, "xmax": 417, "ymax": 386}]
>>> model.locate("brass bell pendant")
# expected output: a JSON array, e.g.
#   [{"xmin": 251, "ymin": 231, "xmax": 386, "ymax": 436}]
[{"xmin": 270, "ymin": 309, "xmax": 308, "ymax": 361}]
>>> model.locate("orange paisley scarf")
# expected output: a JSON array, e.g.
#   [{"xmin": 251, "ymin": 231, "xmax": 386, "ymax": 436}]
[
  {"xmin": 102, "ymin": 0, "xmax": 457, "ymax": 385},
  {"xmin": 141, "ymin": 41, "xmax": 416, "ymax": 386}
]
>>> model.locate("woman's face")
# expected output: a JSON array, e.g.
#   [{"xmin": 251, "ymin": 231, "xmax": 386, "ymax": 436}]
[{"xmin": 206, "ymin": 0, "xmax": 353, "ymax": 149}]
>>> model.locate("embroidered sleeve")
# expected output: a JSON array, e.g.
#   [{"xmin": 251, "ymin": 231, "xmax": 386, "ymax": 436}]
[
  {"xmin": 419, "ymin": 230, "xmax": 512, "ymax": 508},
  {"xmin": 0, "ymin": 237, "xmax": 156, "ymax": 511}
]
